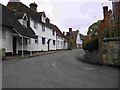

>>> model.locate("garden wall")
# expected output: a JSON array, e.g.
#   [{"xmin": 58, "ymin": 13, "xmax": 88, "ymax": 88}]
[{"xmin": 84, "ymin": 50, "xmax": 102, "ymax": 64}]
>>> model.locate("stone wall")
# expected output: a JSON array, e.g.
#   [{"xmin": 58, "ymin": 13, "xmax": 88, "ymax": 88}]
[
  {"xmin": 84, "ymin": 50, "xmax": 102, "ymax": 64},
  {"xmin": 103, "ymin": 38, "xmax": 120, "ymax": 66}
]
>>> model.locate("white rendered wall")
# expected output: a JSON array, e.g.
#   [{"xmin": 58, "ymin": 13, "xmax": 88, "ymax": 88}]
[
  {"xmin": 2, "ymin": 28, "xmax": 13, "ymax": 52},
  {"xmin": 56, "ymin": 36, "xmax": 64, "ymax": 50},
  {"xmin": 76, "ymin": 33, "xmax": 82, "ymax": 45},
  {"xmin": 30, "ymin": 18, "xmax": 57, "ymax": 51}
]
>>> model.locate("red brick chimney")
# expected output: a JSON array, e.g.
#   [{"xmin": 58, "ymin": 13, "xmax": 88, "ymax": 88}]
[
  {"xmin": 103, "ymin": 6, "xmax": 108, "ymax": 21},
  {"xmin": 69, "ymin": 28, "xmax": 72, "ymax": 32},
  {"xmin": 29, "ymin": 2, "xmax": 38, "ymax": 12}
]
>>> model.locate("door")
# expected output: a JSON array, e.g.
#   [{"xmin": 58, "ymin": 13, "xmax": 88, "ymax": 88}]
[{"xmin": 13, "ymin": 37, "xmax": 17, "ymax": 54}]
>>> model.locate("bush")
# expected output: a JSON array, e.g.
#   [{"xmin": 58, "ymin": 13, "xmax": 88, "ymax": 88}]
[{"xmin": 82, "ymin": 37, "xmax": 99, "ymax": 50}]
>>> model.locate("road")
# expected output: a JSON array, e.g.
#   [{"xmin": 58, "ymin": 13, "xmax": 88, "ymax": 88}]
[{"xmin": 2, "ymin": 49, "xmax": 119, "ymax": 88}]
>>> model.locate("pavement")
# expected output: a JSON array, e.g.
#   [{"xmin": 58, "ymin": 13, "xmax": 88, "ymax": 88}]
[
  {"xmin": 2, "ymin": 49, "xmax": 119, "ymax": 88},
  {"xmin": 4, "ymin": 50, "xmax": 59, "ymax": 61}
]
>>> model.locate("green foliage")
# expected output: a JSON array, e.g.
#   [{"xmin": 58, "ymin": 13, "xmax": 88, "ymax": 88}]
[
  {"xmin": 103, "ymin": 27, "xmax": 109, "ymax": 38},
  {"xmin": 82, "ymin": 37, "xmax": 99, "ymax": 50},
  {"xmin": 87, "ymin": 20, "xmax": 102, "ymax": 35}
]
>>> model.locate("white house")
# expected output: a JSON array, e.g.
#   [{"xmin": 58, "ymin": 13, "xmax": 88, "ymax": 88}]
[
  {"xmin": 7, "ymin": 2, "xmax": 57, "ymax": 53},
  {"xmin": 76, "ymin": 32, "xmax": 83, "ymax": 48},
  {"xmin": 48, "ymin": 23, "xmax": 65, "ymax": 50},
  {"xmin": 1, "ymin": 4, "xmax": 37, "ymax": 57}
]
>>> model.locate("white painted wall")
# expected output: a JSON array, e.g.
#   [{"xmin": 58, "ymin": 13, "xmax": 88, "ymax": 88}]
[
  {"xmin": 2, "ymin": 27, "xmax": 13, "ymax": 53},
  {"xmin": 56, "ymin": 36, "xmax": 64, "ymax": 50},
  {"xmin": 64, "ymin": 42, "xmax": 68, "ymax": 49},
  {"xmin": 76, "ymin": 33, "xmax": 83, "ymax": 48},
  {"xmin": 76, "ymin": 33, "xmax": 82, "ymax": 45},
  {"xmin": 29, "ymin": 18, "xmax": 57, "ymax": 51}
]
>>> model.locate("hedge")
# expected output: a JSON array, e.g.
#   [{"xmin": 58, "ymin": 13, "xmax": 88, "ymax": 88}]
[{"xmin": 82, "ymin": 37, "xmax": 99, "ymax": 50}]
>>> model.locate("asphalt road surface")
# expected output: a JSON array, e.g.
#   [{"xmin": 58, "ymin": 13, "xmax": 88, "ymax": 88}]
[{"xmin": 2, "ymin": 49, "xmax": 119, "ymax": 88}]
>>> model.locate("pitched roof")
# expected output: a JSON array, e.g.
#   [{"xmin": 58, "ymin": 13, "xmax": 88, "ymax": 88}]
[
  {"xmin": 38, "ymin": 11, "xmax": 46, "ymax": 17},
  {"xmin": 49, "ymin": 23, "xmax": 64, "ymax": 37},
  {"xmin": 66, "ymin": 30, "xmax": 79, "ymax": 40},
  {"xmin": 7, "ymin": 2, "xmax": 50, "ymax": 29},
  {"xmin": 2, "ymin": 4, "xmax": 37, "ymax": 38},
  {"xmin": 7, "ymin": 2, "xmax": 63, "ymax": 37}
]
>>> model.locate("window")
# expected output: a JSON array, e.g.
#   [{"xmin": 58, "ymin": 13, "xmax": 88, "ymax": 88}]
[
  {"xmin": 34, "ymin": 21, "xmax": 38, "ymax": 28},
  {"xmin": 53, "ymin": 40, "xmax": 55, "ymax": 45},
  {"xmin": 52, "ymin": 30, "xmax": 55, "ymax": 36},
  {"xmin": 23, "ymin": 15, "xmax": 27, "ymax": 28},
  {"xmin": 42, "ymin": 37, "xmax": 45, "ymax": 44},
  {"xmin": 42, "ymin": 25, "xmax": 45, "ymax": 31},
  {"xmin": 28, "ymin": 39, "xmax": 31, "ymax": 44},
  {"xmin": 35, "ymin": 39, "xmax": 38, "ymax": 43},
  {"xmin": 2, "ymin": 29, "xmax": 6, "ymax": 39},
  {"xmin": 19, "ymin": 37, "xmax": 27, "ymax": 45}
]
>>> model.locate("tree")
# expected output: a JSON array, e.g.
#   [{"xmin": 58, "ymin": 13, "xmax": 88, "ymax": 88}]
[{"xmin": 87, "ymin": 20, "xmax": 102, "ymax": 37}]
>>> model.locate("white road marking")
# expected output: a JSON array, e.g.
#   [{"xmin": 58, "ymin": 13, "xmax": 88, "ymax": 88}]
[{"xmin": 52, "ymin": 61, "xmax": 57, "ymax": 68}]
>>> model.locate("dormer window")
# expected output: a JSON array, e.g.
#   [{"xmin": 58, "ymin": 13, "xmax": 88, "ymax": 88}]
[
  {"xmin": 34, "ymin": 21, "xmax": 38, "ymax": 28},
  {"xmin": 22, "ymin": 13, "xmax": 28, "ymax": 28}
]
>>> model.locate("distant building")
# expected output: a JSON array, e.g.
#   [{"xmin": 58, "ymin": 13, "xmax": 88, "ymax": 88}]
[{"xmin": 65, "ymin": 28, "xmax": 83, "ymax": 49}]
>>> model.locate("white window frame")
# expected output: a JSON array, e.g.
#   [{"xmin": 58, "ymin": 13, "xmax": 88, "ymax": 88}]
[{"xmin": 34, "ymin": 21, "xmax": 38, "ymax": 29}]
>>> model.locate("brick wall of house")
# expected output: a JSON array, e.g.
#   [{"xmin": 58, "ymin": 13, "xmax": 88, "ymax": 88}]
[
  {"xmin": 112, "ymin": 1, "xmax": 120, "ymax": 19},
  {"xmin": 98, "ymin": 6, "xmax": 112, "ymax": 62}
]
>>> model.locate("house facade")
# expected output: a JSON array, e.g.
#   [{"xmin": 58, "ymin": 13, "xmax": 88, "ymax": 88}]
[
  {"xmin": 65, "ymin": 28, "xmax": 82, "ymax": 49},
  {"xmin": 1, "ymin": 4, "xmax": 37, "ymax": 57},
  {"xmin": 1, "ymin": 1, "xmax": 68, "ymax": 57},
  {"xmin": 7, "ymin": 2, "xmax": 57, "ymax": 52},
  {"xmin": 49, "ymin": 23, "xmax": 65, "ymax": 50}
]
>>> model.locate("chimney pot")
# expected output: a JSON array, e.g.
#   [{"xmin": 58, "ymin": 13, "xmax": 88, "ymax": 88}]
[
  {"xmin": 29, "ymin": 2, "xmax": 38, "ymax": 12},
  {"xmin": 103, "ymin": 6, "xmax": 108, "ymax": 20},
  {"xmin": 69, "ymin": 28, "xmax": 72, "ymax": 32}
]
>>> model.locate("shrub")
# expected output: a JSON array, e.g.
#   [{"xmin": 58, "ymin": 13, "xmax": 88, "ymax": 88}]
[{"xmin": 82, "ymin": 37, "xmax": 99, "ymax": 50}]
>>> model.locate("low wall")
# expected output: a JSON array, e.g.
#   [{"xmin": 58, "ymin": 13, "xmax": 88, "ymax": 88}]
[
  {"xmin": 84, "ymin": 50, "xmax": 102, "ymax": 64},
  {"xmin": 103, "ymin": 38, "xmax": 120, "ymax": 66}
]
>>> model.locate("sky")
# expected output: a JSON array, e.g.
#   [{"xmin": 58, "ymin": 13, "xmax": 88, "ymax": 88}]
[{"xmin": 0, "ymin": 0, "xmax": 112, "ymax": 35}]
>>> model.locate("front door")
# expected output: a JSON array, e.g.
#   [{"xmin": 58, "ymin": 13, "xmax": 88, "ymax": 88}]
[{"xmin": 13, "ymin": 37, "xmax": 17, "ymax": 54}]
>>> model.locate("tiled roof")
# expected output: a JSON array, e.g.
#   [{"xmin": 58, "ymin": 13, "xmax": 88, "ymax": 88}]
[
  {"xmin": 7, "ymin": 2, "xmax": 64, "ymax": 38},
  {"xmin": 2, "ymin": 4, "xmax": 37, "ymax": 38},
  {"xmin": 38, "ymin": 11, "xmax": 46, "ymax": 17},
  {"xmin": 49, "ymin": 23, "xmax": 64, "ymax": 37},
  {"xmin": 65, "ymin": 30, "xmax": 79, "ymax": 40},
  {"xmin": 7, "ymin": 2, "xmax": 51, "ymax": 29}
]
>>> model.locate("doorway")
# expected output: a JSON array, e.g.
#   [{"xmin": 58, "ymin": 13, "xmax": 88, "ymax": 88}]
[{"xmin": 13, "ymin": 37, "xmax": 17, "ymax": 54}]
